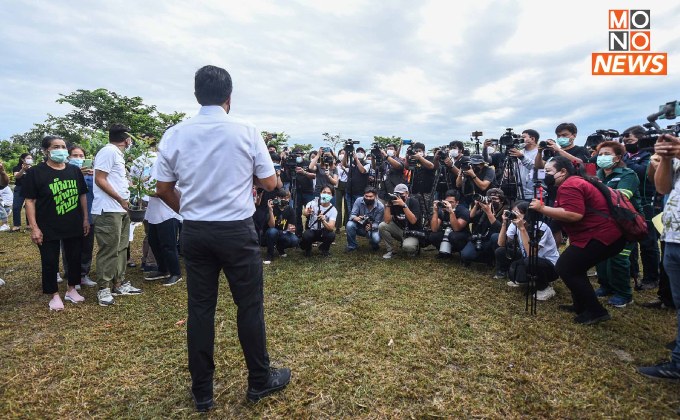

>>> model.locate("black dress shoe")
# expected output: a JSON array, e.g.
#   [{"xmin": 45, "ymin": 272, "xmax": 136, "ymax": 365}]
[
  {"xmin": 574, "ymin": 310, "xmax": 611, "ymax": 325},
  {"xmin": 247, "ymin": 367, "xmax": 291, "ymax": 402},
  {"xmin": 558, "ymin": 304, "xmax": 577, "ymax": 313}
]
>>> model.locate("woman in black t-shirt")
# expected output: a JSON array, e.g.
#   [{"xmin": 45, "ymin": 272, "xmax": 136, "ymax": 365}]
[
  {"xmin": 23, "ymin": 136, "xmax": 89, "ymax": 311},
  {"xmin": 11, "ymin": 152, "xmax": 33, "ymax": 231}
]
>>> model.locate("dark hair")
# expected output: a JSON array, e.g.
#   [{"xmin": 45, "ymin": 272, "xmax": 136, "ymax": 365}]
[
  {"xmin": 413, "ymin": 142, "xmax": 425, "ymax": 151},
  {"xmin": 386, "ymin": 143, "xmax": 397, "ymax": 149},
  {"xmin": 514, "ymin": 201, "xmax": 530, "ymax": 215},
  {"xmin": 622, "ymin": 125, "xmax": 645, "ymax": 139},
  {"xmin": 596, "ymin": 140, "xmax": 626, "ymax": 166},
  {"xmin": 41, "ymin": 135, "xmax": 64, "ymax": 150},
  {"xmin": 548, "ymin": 155, "xmax": 612, "ymax": 202},
  {"xmin": 449, "ymin": 141, "xmax": 464, "ymax": 151},
  {"xmin": 194, "ymin": 65, "xmax": 232, "ymax": 106},
  {"xmin": 267, "ymin": 143, "xmax": 278, "ymax": 151},
  {"xmin": 522, "ymin": 129, "xmax": 540, "ymax": 141},
  {"xmin": 109, "ymin": 124, "xmax": 130, "ymax": 143},
  {"xmin": 276, "ymin": 188, "xmax": 290, "ymax": 198},
  {"xmin": 555, "ymin": 123, "xmax": 577, "ymax": 136},
  {"xmin": 444, "ymin": 189, "xmax": 460, "ymax": 201},
  {"xmin": 19, "ymin": 152, "xmax": 31, "ymax": 163},
  {"xmin": 364, "ymin": 186, "xmax": 378, "ymax": 195},
  {"xmin": 321, "ymin": 185, "xmax": 334, "ymax": 195},
  {"xmin": 68, "ymin": 144, "xmax": 86, "ymax": 156}
]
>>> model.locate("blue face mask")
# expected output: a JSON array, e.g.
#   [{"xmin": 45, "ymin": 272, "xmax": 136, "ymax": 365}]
[
  {"xmin": 49, "ymin": 149, "xmax": 69, "ymax": 163},
  {"xmin": 556, "ymin": 137, "xmax": 571, "ymax": 147},
  {"xmin": 69, "ymin": 158, "xmax": 84, "ymax": 168},
  {"xmin": 596, "ymin": 155, "xmax": 616, "ymax": 169},
  {"xmin": 320, "ymin": 193, "xmax": 332, "ymax": 203}
]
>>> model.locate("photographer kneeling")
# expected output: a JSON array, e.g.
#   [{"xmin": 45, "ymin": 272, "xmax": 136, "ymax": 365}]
[
  {"xmin": 345, "ymin": 186, "xmax": 384, "ymax": 252},
  {"xmin": 378, "ymin": 183, "xmax": 423, "ymax": 259},
  {"xmin": 264, "ymin": 189, "xmax": 298, "ymax": 264},
  {"xmin": 456, "ymin": 154, "xmax": 496, "ymax": 206},
  {"xmin": 460, "ymin": 188, "xmax": 508, "ymax": 266},
  {"xmin": 429, "ymin": 189, "xmax": 470, "ymax": 258},
  {"xmin": 496, "ymin": 202, "xmax": 559, "ymax": 301},
  {"xmin": 300, "ymin": 186, "xmax": 337, "ymax": 257}
]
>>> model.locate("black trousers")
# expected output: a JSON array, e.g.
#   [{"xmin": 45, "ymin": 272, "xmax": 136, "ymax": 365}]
[
  {"xmin": 39, "ymin": 236, "xmax": 82, "ymax": 294},
  {"xmin": 556, "ymin": 237, "xmax": 626, "ymax": 315},
  {"xmin": 494, "ymin": 245, "xmax": 524, "ymax": 273},
  {"xmin": 429, "ymin": 230, "xmax": 469, "ymax": 253},
  {"xmin": 148, "ymin": 218, "xmax": 181, "ymax": 276},
  {"xmin": 300, "ymin": 228, "xmax": 336, "ymax": 252},
  {"xmin": 181, "ymin": 218, "xmax": 270, "ymax": 401},
  {"xmin": 629, "ymin": 216, "xmax": 660, "ymax": 283},
  {"xmin": 63, "ymin": 225, "xmax": 94, "ymax": 278}
]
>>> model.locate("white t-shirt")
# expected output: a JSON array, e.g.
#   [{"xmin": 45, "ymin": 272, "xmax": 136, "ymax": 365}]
[
  {"xmin": 519, "ymin": 147, "xmax": 539, "ymax": 199},
  {"xmin": 145, "ymin": 196, "xmax": 182, "ymax": 224},
  {"xmin": 153, "ymin": 106, "xmax": 275, "ymax": 222},
  {"xmin": 305, "ymin": 199, "xmax": 337, "ymax": 230},
  {"xmin": 506, "ymin": 221, "xmax": 559, "ymax": 265},
  {"xmin": 0, "ymin": 186, "xmax": 13, "ymax": 207},
  {"xmin": 661, "ymin": 158, "xmax": 680, "ymax": 244},
  {"xmin": 92, "ymin": 144, "xmax": 130, "ymax": 214}
]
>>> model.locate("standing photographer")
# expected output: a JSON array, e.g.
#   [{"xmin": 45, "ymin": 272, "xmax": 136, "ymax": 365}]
[
  {"xmin": 335, "ymin": 148, "xmax": 350, "ymax": 233},
  {"xmin": 496, "ymin": 202, "xmax": 559, "ymax": 300},
  {"xmin": 506, "ymin": 129, "xmax": 540, "ymax": 200},
  {"xmin": 529, "ymin": 156, "xmax": 625, "ymax": 325},
  {"xmin": 291, "ymin": 148, "xmax": 316, "ymax": 237},
  {"xmin": 345, "ymin": 186, "xmax": 384, "ymax": 252},
  {"xmin": 460, "ymin": 188, "xmax": 507, "ymax": 266},
  {"xmin": 343, "ymin": 146, "xmax": 371, "ymax": 212},
  {"xmin": 622, "ymin": 125, "xmax": 660, "ymax": 291},
  {"xmin": 379, "ymin": 143, "xmax": 406, "ymax": 198},
  {"xmin": 405, "ymin": 142, "xmax": 435, "ymax": 202},
  {"xmin": 300, "ymin": 186, "xmax": 337, "ymax": 257},
  {"xmin": 455, "ymin": 154, "xmax": 496, "ymax": 206},
  {"xmin": 535, "ymin": 123, "xmax": 590, "ymax": 169},
  {"xmin": 429, "ymin": 189, "xmax": 470, "ymax": 258},
  {"xmin": 309, "ymin": 147, "xmax": 339, "ymax": 200},
  {"xmin": 264, "ymin": 189, "xmax": 298, "ymax": 263},
  {"xmin": 379, "ymin": 183, "xmax": 422, "ymax": 259}
]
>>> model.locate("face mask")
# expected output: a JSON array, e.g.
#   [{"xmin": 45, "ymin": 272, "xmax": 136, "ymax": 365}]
[
  {"xmin": 338, "ymin": 153, "xmax": 345, "ymax": 161},
  {"xmin": 386, "ymin": 150, "xmax": 395, "ymax": 157},
  {"xmin": 296, "ymin": 156, "xmax": 303, "ymax": 164},
  {"xmin": 25, "ymin": 158, "xmax": 34, "ymax": 165},
  {"xmin": 364, "ymin": 199, "xmax": 375, "ymax": 207},
  {"xmin": 544, "ymin": 173, "xmax": 556, "ymax": 187},
  {"xmin": 49, "ymin": 149, "xmax": 69, "ymax": 163},
  {"xmin": 320, "ymin": 193, "xmax": 332, "ymax": 204},
  {"xmin": 624, "ymin": 143, "xmax": 639, "ymax": 154},
  {"xmin": 556, "ymin": 137, "xmax": 571, "ymax": 147},
  {"xmin": 596, "ymin": 155, "xmax": 616, "ymax": 169},
  {"xmin": 486, "ymin": 146, "xmax": 495, "ymax": 155},
  {"xmin": 416, "ymin": 151, "xmax": 424, "ymax": 157},
  {"xmin": 69, "ymin": 158, "xmax": 84, "ymax": 168},
  {"xmin": 356, "ymin": 152, "xmax": 365, "ymax": 159},
  {"xmin": 125, "ymin": 142, "xmax": 133, "ymax": 152},
  {"xmin": 449, "ymin": 149, "xmax": 459, "ymax": 158}
]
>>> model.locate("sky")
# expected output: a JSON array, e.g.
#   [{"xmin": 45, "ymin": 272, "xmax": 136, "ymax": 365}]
[{"xmin": 1, "ymin": 0, "xmax": 678, "ymax": 150}]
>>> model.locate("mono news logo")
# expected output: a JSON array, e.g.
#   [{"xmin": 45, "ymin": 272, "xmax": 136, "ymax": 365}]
[{"xmin": 591, "ymin": 9, "xmax": 667, "ymax": 75}]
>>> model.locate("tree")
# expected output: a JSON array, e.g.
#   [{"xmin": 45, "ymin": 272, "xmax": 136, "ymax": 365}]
[
  {"xmin": 291, "ymin": 143, "xmax": 313, "ymax": 154},
  {"xmin": 372, "ymin": 135, "xmax": 403, "ymax": 150},
  {"xmin": 261, "ymin": 131, "xmax": 290, "ymax": 151},
  {"xmin": 322, "ymin": 132, "xmax": 346, "ymax": 153}
]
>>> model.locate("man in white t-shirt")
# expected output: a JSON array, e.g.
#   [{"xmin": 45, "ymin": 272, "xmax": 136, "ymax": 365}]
[
  {"xmin": 92, "ymin": 124, "xmax": 142, "ymax": 306},
  {"xmin": 506, "ymin": 129, "xmax": 540, "ymax": 200},
  {"xmin": 154, "ymin": 65, "xmax": 289, "ymax": 411}
]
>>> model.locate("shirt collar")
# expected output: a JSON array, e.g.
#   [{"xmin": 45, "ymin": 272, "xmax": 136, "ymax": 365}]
[{"xmin": 198, "ymin": 105, "xmax": 228, "ymax": 116}]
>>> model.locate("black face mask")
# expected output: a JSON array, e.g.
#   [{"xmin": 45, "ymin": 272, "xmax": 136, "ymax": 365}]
[
  {"xmin": 624, "ymin": 143, "xmax": 639, "ymax": 154},
  {"xmin": 364, "ymin": 199, "xmax": 375, "ymax": 207},
  {"xmin": 544, "ymin": 174, "xmax": 556, "ymax": 187}
]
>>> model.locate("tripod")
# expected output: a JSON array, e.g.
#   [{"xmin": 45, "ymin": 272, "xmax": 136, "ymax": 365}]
[
  {"xmin": 499, "ymin": 148, "xmax": 525, "ymax": 203},
  {"xmin": 525, "ymin": 182, "xmax": 545, "ymax": 315}
]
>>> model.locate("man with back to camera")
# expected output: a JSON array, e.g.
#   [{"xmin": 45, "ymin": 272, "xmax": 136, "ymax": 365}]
[{"xmin": 154, "ymin": 65, "xmax": 290, "ymax": 412}]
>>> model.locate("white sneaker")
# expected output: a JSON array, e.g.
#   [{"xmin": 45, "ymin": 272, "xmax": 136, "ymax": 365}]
[
  {"xmin": 64, "ymin": 288, "xmax": 85, "ymax": 303},
  {"xmin": 97, "ymin": 288, "xmax": 115, "ymax": 306},
  {"xmin": 80, "ymin": 275, "xmax": 97, "ymax": 287},
  {"xmin": 56, "ymin": 273, "xmax": 63, "ymax": 283},
  {"xmin": 263, "ymin": 260, "xmax": 272, "ymax": 265},
  {"xmin": 112, "ymin": 281, "xmax": 142, "ymax": 296},
  {"xmin": 536, "ymin": 285, "xmax": 556, "ymax": 301},
  {"xmin": 0, "ymin": 224, "xmax": 9, "ymax": 232},
  {"xmin": 0, "ymin": 278, "xmax": 5, "ymax": 286},
  {"xmin": 280, "ymin": 253, "xmax": 287, "ymax": 258},
  {"xmin": 382, "ymin": 251, "xmax": 394, "ymax": 259},
  {"xmin": 506, "ymin": 280, "xmax": 521, "ymax": 288}
]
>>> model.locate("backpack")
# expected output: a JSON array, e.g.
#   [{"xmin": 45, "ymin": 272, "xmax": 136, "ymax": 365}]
[{"xmin": 589, "ymin": 184, "xmax": 648, "ymax": 242}]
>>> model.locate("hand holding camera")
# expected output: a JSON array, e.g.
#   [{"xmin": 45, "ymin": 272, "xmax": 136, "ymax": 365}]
[
  {"xmin": 267, "ymin": 199, "xmax": 274, "ymax": 210},
  {"xmin": 464, "ymin": 167, "xmax": 476, "ymax": 178},
  {"xmin": 655, "ymin": 134, "xmax": 680, "ymax": 159},
  {"xmin": 295, "ymin": 166, "xmax": 304, "ymax": 174}
]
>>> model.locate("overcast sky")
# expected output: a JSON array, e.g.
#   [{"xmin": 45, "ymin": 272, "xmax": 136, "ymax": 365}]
[{"xmin": 1, "ymin": 0, "xmax": 678, "ymax": 149}]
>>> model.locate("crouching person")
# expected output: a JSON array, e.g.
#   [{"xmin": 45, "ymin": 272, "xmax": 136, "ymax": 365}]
[
  {"xmin": 345, "ymin": 186, "xmax": 384, "ymax": 252},
  {"xmin": 461, "ymin": 188, "xmax": 508, "ymax": 266},
  {"xmin": 264, "ymin": 189, "xmax": 298, "ymax": 263},
  {"xmin": 496, "ymin": 201, "xmax": 559, "ymax": 301},
  {"xmin": 300, "ymin": 186, "xmax": 337, "ymax": 257},
  {"xmin": 429, "ymin": 189, "xmax": 470, "ymax": 258},
  {"xmin": 379, "ymin": 183, "xmax": 423, "ymax": 259}
]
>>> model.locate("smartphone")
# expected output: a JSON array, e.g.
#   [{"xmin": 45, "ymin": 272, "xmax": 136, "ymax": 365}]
[
  {"xmin": 659, "ymin": 101, "xmax": 680, "ymax": 120},
  {"xmin": 490, "ymin": 139, "xmax": 499, "ymax": 146},
  {"xmin": 402, "ymin": 139, "xmax": 413, "ymax": 145},
  {"xmin": 536, "ymin": 169, "xmax": 546, "ymax": 180},
  {"xmin": 322, "ymin": 147, "xmax": 331, "ymax": 153},
  {"xmin": 274, "ymin": 164, "xmax": 281, "ymax": 171},
  {"xmin": 82, "ymin": 159, "xmax": 93, "ymax": 169}
]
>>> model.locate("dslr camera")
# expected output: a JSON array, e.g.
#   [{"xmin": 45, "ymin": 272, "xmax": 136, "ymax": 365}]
[
  {"xmin": 503, "ymin": 209, "xmax": 517, "ymax": 221},
  {"xmin": 472, "ymin": 193, "xmax": 490, "ymax": 204},
  {"xmin": 470, "ymin": 233, "xmax": 487, "ymax": 251},
  {"xmin": 272, "ymin": 198, "xmax": 289, "ymax": 207},
  {"xmin": 362, "ymin": 216, "xmax": 374, "ymax": 230},
  {"xmin": 538, "ymin": 141, "xmax": 556, "ymax": 161}
]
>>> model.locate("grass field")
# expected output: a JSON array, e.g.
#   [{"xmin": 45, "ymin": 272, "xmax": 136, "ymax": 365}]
[{"xmin": 0, "ymin": 227, "xmax": 679, "ymax": 418}]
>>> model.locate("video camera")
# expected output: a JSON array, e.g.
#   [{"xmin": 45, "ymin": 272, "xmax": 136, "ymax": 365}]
[
  {"xmin": 499, "ymin": 128, "xmax": 523, "ymax": 148},
  {"xmin": 585, "ymin": 129, "xmax": 620, "ymax": 149},
  {"xmin": 285, "ymin": 154, "xmax": 302, "ymax": 169},
  {"xmin": 344, "ymin": 139, "xmax": 360, "ymax": 152},
  {"xmin": 435, "ymin": 146, "xmax": 449, "ymax": 164},
  {"xmin": 638, "ymin": 100, "xmax": 680, "ymax": 148}
]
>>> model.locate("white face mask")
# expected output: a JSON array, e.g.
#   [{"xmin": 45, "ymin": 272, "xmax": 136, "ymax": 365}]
[
  {"xmin": 449, "ymin": 149, "xmax": 459, "ymax": 158},
  {"xmin": 25, "ymin": 158, "xmax": 33, "ymax": 165},
  {"xmin": 356, "ymin": 152, "xmax": 365, "ymax": 159},
  {"xmin": 387, "ymin": 150, "xmax": 395, "ymax": 157},
  {"xmin": 338, "ymin": 153, "xmax": 345, "ymax": 161},
  {"xmin": 486, "ymin": 146, "xmax": 495, "ymax": 155}
]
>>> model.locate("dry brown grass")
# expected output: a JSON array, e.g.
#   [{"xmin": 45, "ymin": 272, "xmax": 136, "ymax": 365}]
[{"xmin": 0, "ymin": 227, "xmax": 679, "ymax": 418}]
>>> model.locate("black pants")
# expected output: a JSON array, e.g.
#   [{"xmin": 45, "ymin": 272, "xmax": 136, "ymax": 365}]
[
  {"xmin": 300, "ymin": 229, "xmax": 336, "ymax": 252},
  {"xmin": 63, "ymin": 225, "xmax": 94, "ymax": 278},
  {"xmin": 429, "ymin": 230, "xmax": 469, "ymax": 253},
  {"xmin": 181, "ymin": 219, "xmax": 270, "ymax": 401},
  {"xmin": 148, "ymin": 218, "xmax": 181, "ymax": 276},
  {"xmin": 39, "ymin": 236, "xmax": 82, "ymax": 294},
  {"xmin": 509, "ymin": 257, "xmax": 558, "ymax": 290},
  {"xmin": 556, "ymin": 237, "xmax": 626, "ymax": 315},
  {"xmin": 629, "ymin": 216, "xmax": 660, "ymax": 283},
  {"xmin": 494, "ymin": 245, "xmax": 524, "ymax": 273}
]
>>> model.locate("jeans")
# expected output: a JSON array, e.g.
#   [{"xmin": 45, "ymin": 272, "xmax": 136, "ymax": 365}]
[
  {"xmin": 12, "ymin": 186, "xmax": 25, "ymax": 227},
  {"xmin": 0, "ymin": 205, "xmax": 11, "ymax": 223},
  {"xmin": 148, "ymin": 218, "xmax": 182, "ymax": 276},
  {"xmin": 663, "ymin": 243, "xmax": 680, "ymax": 364},
  {"xmin": 345, "ymin": 194, "xmax": 362, "ymax": 218},
  {"xmin": 265, "ymin": 228, "xmax": 299, "ymax": 256},
  {"xmin": 182, "ymin": 218, "xmax": 270, "ymax": 400},
  {"xmin": 461, "ymin": 233, "xmax": 500, "ymax": 263},
  {"xmin": 295, "ymin": 192, "xmax": 315, "ymax": 237},
  {"xmin": 39, "ymin": 236, "xmax": 82, "ymax": 294},
  {"xmin": 346, "ymin": 220, "xmax": 380, "ymax": 250},
  {"xmin": 597, "ymin": 241, "xmax": 635, "ymax": 300}
]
